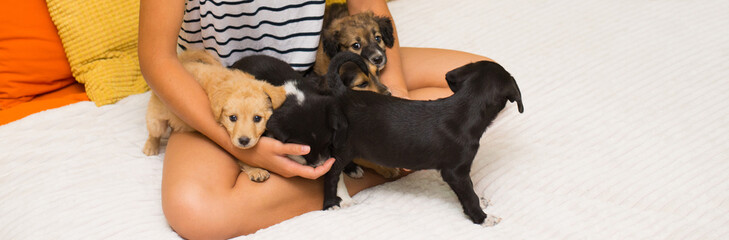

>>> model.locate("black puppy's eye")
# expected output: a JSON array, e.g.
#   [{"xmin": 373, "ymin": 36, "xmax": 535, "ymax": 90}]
[
  {"xmin": 375, "ymin": 36, "xmax": 382, "ymax": 43},
  {"xmin": 229, "ymin": 115, "xmax": 237, "ymax": 122},
  {"xmin": 253, "ymin": 115, "xmax": 262, "ymax": 123},
  {"xmin": 351, "ymin": 42, "xmax": 361, "ymax": 50},
  {"xmin": 356, "ymin": 82, "xmax": 369, "ymax": 88}
]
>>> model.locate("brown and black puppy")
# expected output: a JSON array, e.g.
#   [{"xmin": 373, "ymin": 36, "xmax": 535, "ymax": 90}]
[
  {"xmin": 313, "ymin": 3, "xmax": 401, "ymax": 178},
  {"xmin": 313, "ymin": 3, "xmax": 395, "ymax": 94}
]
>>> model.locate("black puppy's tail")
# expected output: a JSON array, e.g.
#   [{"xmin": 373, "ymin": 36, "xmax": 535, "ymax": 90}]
[{"xmin": 322, "ymin": 52, "xmax": 370, "ymax": 95}]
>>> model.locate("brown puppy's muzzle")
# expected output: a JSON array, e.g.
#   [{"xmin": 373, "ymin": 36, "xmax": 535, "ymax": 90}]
[
  {"xmin": 361, "ymin": 46, "xmax": 387, "ymax": 70},
  {"xmin": 369, "ymin": 54, "xmax": 385, "ymax": 67}
]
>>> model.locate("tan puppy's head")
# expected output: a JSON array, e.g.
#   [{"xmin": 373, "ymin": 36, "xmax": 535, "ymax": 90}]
[
  {"xmin": 210, "ymin": 75, "xmax": 287, "ymax": 149},
  {"xmin": 178, "ymin": 49, "xmax": 223, "ymax": 66},
  {"xmin": 322, "ymin": 12, "xmax": 394, "ymax": 94}
]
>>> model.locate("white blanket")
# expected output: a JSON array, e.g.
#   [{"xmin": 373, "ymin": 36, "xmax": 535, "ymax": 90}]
[{"xmin": 2, "ymin": 0, "xmax": 728, "ymax": 239}]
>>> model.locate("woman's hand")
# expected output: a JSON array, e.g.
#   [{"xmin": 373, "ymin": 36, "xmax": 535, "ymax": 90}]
[{"xmin": 229, "ymin": 137, "xmax": 335, "ymax": 179}]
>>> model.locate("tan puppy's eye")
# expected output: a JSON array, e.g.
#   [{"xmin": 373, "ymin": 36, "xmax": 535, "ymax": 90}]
[
  {"xmin": 229, "ymin": 115, "xmax": 238, "ymax": 122},
  {"xmin": 375, "ymin": 36, "xmax": 382, "ymax": 43},
  {"xmin": 253, "ymin": 115, "xmax": 262, "ymax": 123},
  {"xmin": 351, "ymin": 42, "xmax": 361, "ymax": 50}
]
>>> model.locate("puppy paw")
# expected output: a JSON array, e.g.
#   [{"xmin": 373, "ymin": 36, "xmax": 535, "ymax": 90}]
[
  {"xmin": 142, "ymin": 140, "xmax": 159, "ymax": 156},
  {"xmin": 481, "ymin": 215, "xmax": 501, "ymax": 227},
  {"xmin": 479, "ymin": 197, "xmax": 491, "ymax": 209},
  {"xmin": 323, "ymin": 197, "xmax": 342, "ymax": 210},
  {"xmin": 339, "ymin": 198, "xmax": 356, "ymax": 208},
  {"xmin": 377, "ymin": 167, "xmax": 401, "ymax": 179},
  {"xmin": 345, "ymin": 166, "xmax": 364, "ymax": 179},
  {"xmin": 245, "ymin": 168, "xmax": 271, "ymax": 182}
]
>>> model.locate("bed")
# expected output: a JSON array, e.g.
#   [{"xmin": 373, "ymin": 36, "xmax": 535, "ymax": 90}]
[{"xmin": 1, "ymin": 0, "xmax": 728, "ymax": 239}]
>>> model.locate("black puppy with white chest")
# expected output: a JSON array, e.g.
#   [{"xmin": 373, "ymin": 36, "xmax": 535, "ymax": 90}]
[
  {"xmin": 229, "ymin": 54, "xmax": 352, "ymax": 167},
  {"xmin": 323, "ymin": 55, "xmax": 524, "ymax": 226}
]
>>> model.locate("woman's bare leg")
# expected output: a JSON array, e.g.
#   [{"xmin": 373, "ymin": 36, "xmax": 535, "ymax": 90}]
[
  {"xmin": 400, "ymin": 47, "xmax": 493, "ymax": 100},
  {"xmin": 161, "ymin": 132, "xmax": 387, "ymax": 239}
]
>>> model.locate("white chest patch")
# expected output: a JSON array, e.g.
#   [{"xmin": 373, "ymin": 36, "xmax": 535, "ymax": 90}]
[{"xmin": 283, "ymin": 81, "xmax": 305, "ymax": 105}]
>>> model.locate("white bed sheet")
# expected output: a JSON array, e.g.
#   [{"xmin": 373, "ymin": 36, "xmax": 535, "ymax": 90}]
[{"xmin": 1, "ymin": 0, "xmax": 728, "ymax": 239}]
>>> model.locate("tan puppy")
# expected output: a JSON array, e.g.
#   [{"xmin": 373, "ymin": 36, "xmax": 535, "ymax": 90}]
[{"xmin": 143, "ymin": 50, "xmax": 286, "ymax": 182}]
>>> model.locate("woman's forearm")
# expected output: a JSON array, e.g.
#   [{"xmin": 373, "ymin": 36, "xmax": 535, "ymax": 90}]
[
  {"xmin": 138, "ymin": 0, "xmax": 236, "ymax": 156},
  {"xmin": 347, "ymin": 0, "xmax": 409, "ymax": 98}
]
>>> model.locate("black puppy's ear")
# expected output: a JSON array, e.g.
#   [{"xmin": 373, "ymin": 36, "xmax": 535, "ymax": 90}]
[
  {"xmin": 375, "ymin": 16, "xmax": 395, "ymax": 48},
  {"xmin": 322, "ymin": 30, "xmax": 340, "ymax": 58},
  {"xmin": 264, "ymin": 118, "xmax": 288, "ymax": 142},
  {"xmin": 506, "ymin": 76, "xmax": 525, "ymax": 113},
  {"xmin": 445, "ymin": 64, "xmax": 471, "ymax": 93}
]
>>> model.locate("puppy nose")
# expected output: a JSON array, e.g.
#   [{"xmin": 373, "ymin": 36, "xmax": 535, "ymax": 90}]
[
  {"xmin": 238, "ymin": 137, "xmax": 250, "ymax": 146},
  {"xmin": 371, "ymin": 55, "xmax": 384, "ymax": 65}
]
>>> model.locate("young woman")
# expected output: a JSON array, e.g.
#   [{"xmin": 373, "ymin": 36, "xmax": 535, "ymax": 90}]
[{"xmin": 138, "ymin": 0, "xmax": 492, "ymax": 238}]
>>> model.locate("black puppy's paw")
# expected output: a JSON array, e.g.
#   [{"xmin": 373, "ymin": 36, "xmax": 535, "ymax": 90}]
[
  {"xmin": 481, "ymin": 215, "xmax": 501, "ymax": 227},
  {"xmin": 479, "ymin": 197, "xmax": 491, "ymax": 209},
  {"xmin": 323, "ymin": 196, "xmax": 342, "ymax": 210},
  {"xmin": 344, "ymin": 165, "xmax": 364, "ymax": 179}
]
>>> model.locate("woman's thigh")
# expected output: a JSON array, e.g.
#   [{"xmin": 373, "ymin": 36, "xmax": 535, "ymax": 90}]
[
  {"xmin": 161, "ymin": 132, "xmax": 386, "ymax": 238},
  {"xmin": 400, "ymin": 47, "xmax": 492, "ymax": 100}
]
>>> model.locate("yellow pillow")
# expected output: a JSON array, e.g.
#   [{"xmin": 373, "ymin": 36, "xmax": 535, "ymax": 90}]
[{"xmin": 46, "ymin": 0, "xmax": 148, "ymax": 106}]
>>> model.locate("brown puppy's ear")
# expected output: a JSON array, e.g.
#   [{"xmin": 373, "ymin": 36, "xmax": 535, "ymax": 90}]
[
  {"xmin": 375, "ymin": 16, "xmax": 395, "ymax": 48},
  {"xmin": 263, "ymin": 84, "xmax": 287, "ymax": 109},
  {"xmin": 322, "ymin": 29, "xmax": 340, "ymax": 57}
]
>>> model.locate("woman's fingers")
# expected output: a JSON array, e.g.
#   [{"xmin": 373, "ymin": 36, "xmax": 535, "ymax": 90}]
[
  {"xmin": 278, "ymin": 143, "xmax": 310, "ymax": 156},
  {"xmin": 277, "ymin": 157, "xmax": 335, "ymax": 179}
]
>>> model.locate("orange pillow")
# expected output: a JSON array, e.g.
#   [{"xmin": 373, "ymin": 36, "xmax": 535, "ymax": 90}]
[
  {"xmin": 0, "ymin": 0, "xmax": 76, "ymax": 110},
  {"xmin": 0, "ymin": 82, "xmax": 88, "ymax": 125}
]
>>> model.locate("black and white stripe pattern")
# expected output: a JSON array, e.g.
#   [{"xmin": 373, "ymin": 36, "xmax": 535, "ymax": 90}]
[{"xmin": 178, "ymin": 0, "xmax": 325, "ymax": 70}]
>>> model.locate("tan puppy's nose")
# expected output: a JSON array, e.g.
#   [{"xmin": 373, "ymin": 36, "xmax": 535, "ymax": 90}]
[{"xmin": 238, "ymin": 137, "xmax": 250, "ymax": 146}]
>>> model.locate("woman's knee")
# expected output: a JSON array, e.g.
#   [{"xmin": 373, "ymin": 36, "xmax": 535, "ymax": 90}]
[
  {"xmin": 162, "ymin": 183, "xmax": 234, "ymax": 239},
  {"xmin": 400, "ymin": 47, "xmax": 492, "ymax": 91}
]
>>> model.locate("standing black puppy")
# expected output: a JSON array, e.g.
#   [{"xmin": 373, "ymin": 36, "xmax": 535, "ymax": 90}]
[{"xmin": 323, "ymin": 54, "xmax": 524, "ymax": 226}]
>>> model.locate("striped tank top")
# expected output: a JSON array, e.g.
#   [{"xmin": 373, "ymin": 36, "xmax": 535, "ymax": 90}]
[{"xmin": 178, "ymin": 0, "xmax": 325, "ymax": 70}]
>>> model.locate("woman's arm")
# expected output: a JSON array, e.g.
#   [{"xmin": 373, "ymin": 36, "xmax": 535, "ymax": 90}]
[
  {"xmin": 347, "ymin": 0, "xmax": 409, "ymax": 99},
  {"xmin": 138, "ymin": 0, "xmax": 333, "ymax": 179}
]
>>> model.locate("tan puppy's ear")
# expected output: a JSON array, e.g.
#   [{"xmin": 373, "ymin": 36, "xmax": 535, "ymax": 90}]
[
  {"xmin": 263, "ymin": 84, "xmax": 287, "ymax": 109},
  {"xmin": 178, "ymin": 49, "xmax": 223, "ymax": 66},
  {"xmin": 209, "ymin": 81, "xmax": 234, "ymax": 122}
]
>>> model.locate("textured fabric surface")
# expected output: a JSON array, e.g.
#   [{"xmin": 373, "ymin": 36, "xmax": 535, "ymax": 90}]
[
  {"xmin": 0, "ymin": 0, "xmax": 75, "ymax": 109},
  {"xmin": 1, "ymin": 0, "xmax": 728, "ymax": 239},
  {"xmin": 45, "ymin": 0, "xmax": 147, "ymax": 106}
]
